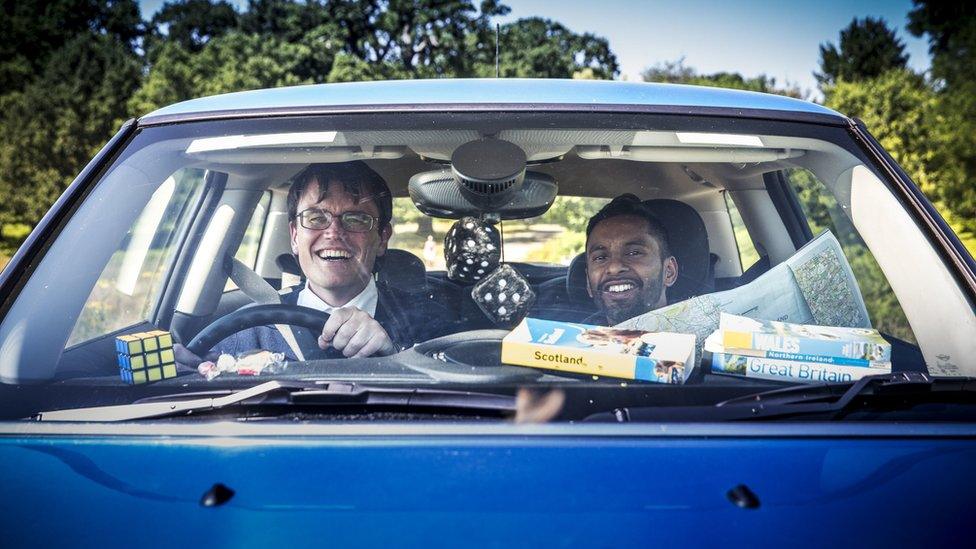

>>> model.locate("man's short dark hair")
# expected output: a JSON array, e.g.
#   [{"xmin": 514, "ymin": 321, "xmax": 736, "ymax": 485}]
[
  {"xmin": 586, "ymin": 194, "xmax": 671, "ymax": 260},
  {"xmin": 287, "ymin": 161, "xmax": 393, "ymax": 231}
]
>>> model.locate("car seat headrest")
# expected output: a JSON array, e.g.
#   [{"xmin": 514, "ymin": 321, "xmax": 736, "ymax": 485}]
[
  {"xmin": 276, "ymin": 249, "xmax": 427, "ymax": 294},
  {"xmin": 566, "ymin": 253, "xmax": 589, "ymax": 300},
  {"xmin": 567, "ymin": 198, "xmax": 713, "ymax": 304},
  {"xmin": 376, "ymin": 249, "xmax": 427, "ymax": 293},
  {"xmin": 276, "ymin": 253, "xmax": 302, "ymax": 277}
]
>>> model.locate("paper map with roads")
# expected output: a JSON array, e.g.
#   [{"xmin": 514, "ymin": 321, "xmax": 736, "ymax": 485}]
[{"xmin": 617, "ymin": 231, "xmax": 870, "ymax": 362}]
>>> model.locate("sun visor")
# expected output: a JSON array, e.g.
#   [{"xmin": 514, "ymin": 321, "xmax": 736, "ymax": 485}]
[
  {"xmin": 576, "ymin": 146, "xmax": 804, "ymax": 163},
  {"xmin": 185, "ymin": 145, "xmax": 406, "ymax": 164}
]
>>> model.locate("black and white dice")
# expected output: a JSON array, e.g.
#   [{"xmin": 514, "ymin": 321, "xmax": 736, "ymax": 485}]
[
  {"xmin": 471, "ymin": 264, "xmax": 535, "ymax": 324},
  {"xmin": 444, "ymin": 216, "xmax": 501, "ymax": 283}
]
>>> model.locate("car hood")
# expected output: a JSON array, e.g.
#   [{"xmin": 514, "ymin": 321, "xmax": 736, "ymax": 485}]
[{"xmin": 1, "ymin": 425, "xmax": 974, "ymax": 546}]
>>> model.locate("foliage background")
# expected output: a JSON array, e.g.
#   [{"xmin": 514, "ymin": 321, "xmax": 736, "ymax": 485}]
[{"xmin": 1, "ymin": 1, "xmax": 974, "ymax": 287}]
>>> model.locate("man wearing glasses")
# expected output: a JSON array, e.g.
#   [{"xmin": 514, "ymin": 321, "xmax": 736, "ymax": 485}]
[
  {"xmin": 177, "ymin": 161, "xmax": 449, "ymax": 365},
  {"xmin": 286, "ymin": 161, "xmax": 404, "ymax": 358}
]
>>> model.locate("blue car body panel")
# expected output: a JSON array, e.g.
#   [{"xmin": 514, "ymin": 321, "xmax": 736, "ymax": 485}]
[
  {"xmin": 143, "ymin": 79, "xmax": 844, "ymax": 121},
  {"xmin": 1, "ymin": 432, "xmax": 973, "ymax": 546}
]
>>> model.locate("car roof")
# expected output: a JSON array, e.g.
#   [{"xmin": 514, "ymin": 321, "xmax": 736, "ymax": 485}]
[{"xmin": 141, "ymin": 78, "xmax": 846, "ymax": 124}]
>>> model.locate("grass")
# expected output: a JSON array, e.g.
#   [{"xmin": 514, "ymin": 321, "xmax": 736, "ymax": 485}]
[
  {"xmin": 1, "ymin": 223, "xmax": 31, "ymax": 240},
  {"xmin": 0, "ymin": 223, "xmax": 32, "ymax": 271},
  {"xmin": 945, "ymin": 216, "xmax": 976, "ymax": 256}
]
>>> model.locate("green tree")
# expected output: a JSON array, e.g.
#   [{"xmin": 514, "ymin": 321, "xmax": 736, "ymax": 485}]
[
  {"xmin": 0, "ymin": 1, "xmax": 143, "ymax": 253},
  {"xmin": 2, "ymin": 0, "xmax": 623, "ymax": 257},
  {"xmin": 0, "ymin": 0, "xmax": 142, "ymax": 93},
  {"xmin": 143, "ymin": 0, "xmax": 343, "ymax": 84},
  {"xmin": 239, "ymin": 0, "xmax": 511, "ymax": 79},
  {"xmin": 240, "ymin": 0, "xmax": 327, "ymax": 41},
  {"xmin": 907, "ymin": 2, "xmax": 976, "ymax": 88},
  {"xmin": 824, "ymin": 69, "xmax": 942, "ymax": 196},
  {"xmin": 146, "ymin": 0, "xmax": 239, "ymax": 53},
  {"xmin": 483, "ymin": 17, "xmax": 618, "ymax": 79},
  {"xmin": 640, "ymin": 58, "xmax": 695, "ymax": 84},
  {"xmin": 641, "ymin": 58, "xmax": 804, "ymax": 99},
  {"xmin": 816, "ymin": 17, "xmax": 908, "ymax": 88},
  {"xmin": 907, "ymin": 1, "xmax": 976, "ymax": 229},
  {"xmin": 0, "ymin": 33, "xmax": 142, "ymax": 229},
  {"xmin": 132, "ymin": 0, "xmax": 524, "ymax": 107},
  {"xmin": 133, "ymin": 1, "xmax": 621, "ymax": 112},
  {"xmin": 129, "ymin": 32, "xmax": 314, "ymax": 115}
]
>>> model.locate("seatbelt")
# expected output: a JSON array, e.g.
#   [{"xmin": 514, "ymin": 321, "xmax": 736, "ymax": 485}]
[{"xmin": 226, "ymin": 256, "xmax": 306, "ymax": 361}]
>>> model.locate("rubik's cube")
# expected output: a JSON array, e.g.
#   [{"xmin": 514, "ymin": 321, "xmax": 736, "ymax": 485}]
[{"xmin": 116, "ymin": 330, "xmax": 178, "ymax": 384}]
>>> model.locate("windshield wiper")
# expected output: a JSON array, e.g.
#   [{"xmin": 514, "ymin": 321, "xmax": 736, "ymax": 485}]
[
  {"xmin": 595, "ymin": 372, "xmax": 976, "ymax": 422},
  {"xmin": 712, "ymin": 372, "xmax": 976, "ymax": 420},
  {"xmin": 34, "ymin": 380, "xmax": 516, "ymax": 422}
]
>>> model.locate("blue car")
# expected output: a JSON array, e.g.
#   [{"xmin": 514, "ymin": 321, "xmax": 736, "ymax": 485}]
[{"xmin": 2, "ymin": 79, "xmax": 975, "ymax": 546}]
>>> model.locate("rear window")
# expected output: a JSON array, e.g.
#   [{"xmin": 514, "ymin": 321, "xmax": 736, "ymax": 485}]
[{"xmin": 389, "ymin": 196, "xmax": 609, "ymax": 269}]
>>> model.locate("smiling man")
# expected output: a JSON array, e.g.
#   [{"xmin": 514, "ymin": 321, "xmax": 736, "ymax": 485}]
[
  {"xmin": 176, "ymin": 161, "xmax": 451, "ymax": 367},
  {"xmin": 286, "ymin": 161, "xmax": 398, "ymax": 357},
  {"xmin": 584, "ymin": 194, "xmax": 678, "ymax": 325}
]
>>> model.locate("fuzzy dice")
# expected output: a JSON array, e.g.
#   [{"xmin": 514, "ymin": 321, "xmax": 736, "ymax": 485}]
[
  {"xmin": 470, "ymin": 264, "xmax": 536, "ymax": 325},
  {"xmin": 444, "ymin": 216, "xmax": 502, "ymax": 283}
]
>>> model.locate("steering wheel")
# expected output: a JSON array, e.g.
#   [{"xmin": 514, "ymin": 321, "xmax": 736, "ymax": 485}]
[{"xmin": 185, "ymin": 304, "xmax": 344, "ymax": 360}]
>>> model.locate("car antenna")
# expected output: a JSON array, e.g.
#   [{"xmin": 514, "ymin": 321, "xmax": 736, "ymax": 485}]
[{"xmin": 495, "ymin": 23, "xmax": 500, "ymax": 78}]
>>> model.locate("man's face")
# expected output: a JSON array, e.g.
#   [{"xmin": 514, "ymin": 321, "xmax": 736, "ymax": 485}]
[
  {"xmin": 289, "ymin": 179, "xmax": 391, "ymax": 305},
  {"xmin": 585, "ymin": 215, "xmax": 677, "ymax": 324}
]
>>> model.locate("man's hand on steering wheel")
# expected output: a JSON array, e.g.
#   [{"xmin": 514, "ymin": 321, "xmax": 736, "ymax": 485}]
[
  {"xmin": 175, "ymin": 303, "xmax": 396, "ymax": 368},
  {"xmin": 320, "ymin": 306, "xmax": 396, "ymax": 358}
]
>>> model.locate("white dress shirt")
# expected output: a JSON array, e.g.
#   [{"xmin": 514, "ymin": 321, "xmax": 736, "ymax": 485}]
[{"xmin": 296, "ymin": 278, "xmax": 379, "ymax": 317}]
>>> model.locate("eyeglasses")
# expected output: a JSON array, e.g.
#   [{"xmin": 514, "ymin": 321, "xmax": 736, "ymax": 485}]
[{"xmin": 295, "ymin": 208, "xmax": 377, "ymax": 232}]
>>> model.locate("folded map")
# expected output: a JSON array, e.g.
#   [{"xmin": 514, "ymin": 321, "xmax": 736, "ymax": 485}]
[{"xmin": 617, "ymin": 230, "xmax": 872, "ymax": 366}]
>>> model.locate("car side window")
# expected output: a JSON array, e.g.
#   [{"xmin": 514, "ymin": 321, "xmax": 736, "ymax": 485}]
[
  {"xmin": 224, "ymin": 191, "xmax": 272, "ymax": 292},
  {"xmin": 234, "ymin": 191, "xmax": 272, "ymax": 269},
  {"xmin": 66, "ymin": 169, "xmax": 206, "ymax": 346},
  {"xmin": 785, "ymin": 168, "xmax": 917, "ymax": 343},
  {"xmin": 724, "ymin": 192, "xmax": 760, "ymax": 272}
]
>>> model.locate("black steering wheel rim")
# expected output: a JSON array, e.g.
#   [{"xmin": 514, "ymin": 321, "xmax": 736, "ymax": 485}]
[{"xmin": 185, "ymin": 304, "xmax": 339, "ymax": 359}]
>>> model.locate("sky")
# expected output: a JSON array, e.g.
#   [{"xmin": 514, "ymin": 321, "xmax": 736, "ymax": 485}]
[{"xmin": 138, "ymin": 0, "xmax": 932, "ymax": 99}]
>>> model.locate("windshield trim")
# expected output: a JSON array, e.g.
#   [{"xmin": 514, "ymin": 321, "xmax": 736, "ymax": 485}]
[{"xmin": 139, "ymin": 103, "xmax": 849, "ymax": 128}]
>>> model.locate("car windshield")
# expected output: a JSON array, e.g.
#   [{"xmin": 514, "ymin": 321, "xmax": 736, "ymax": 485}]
[{"xmin": 2, "ymin": 109, "xmax": 974, "ymax": 421}]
